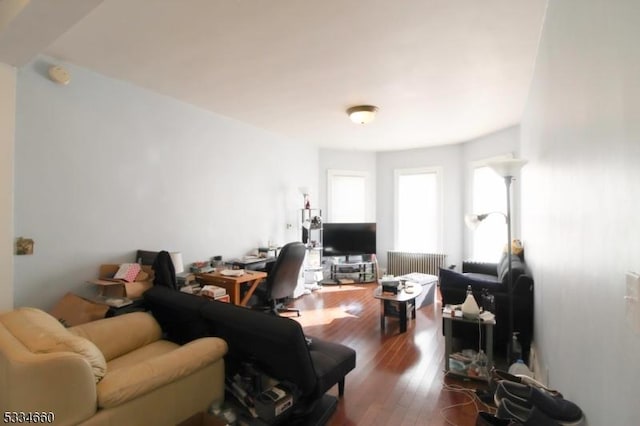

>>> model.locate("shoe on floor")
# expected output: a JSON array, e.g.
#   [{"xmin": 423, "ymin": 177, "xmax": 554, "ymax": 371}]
[
  {"xmin": 495, "ymin": 382, "xmax": 584, "ymax": 424},
  {"xmin": 476, "ymin": 411, "xmax": 522, "ymax": 426},
  {"xmin": 495, "ymin": 381, "xmax": 534, "ymax": 408},
  {"xmin": 476, "ymin": 389, "xmax": 496, "ymax": 405},
  {"xmin": 491, "ymin": 368, "xmax": 563, "ymax": 397},
  {"xmin": 497, "ymin": 399, "xmax": 562, "ymax": 426}
]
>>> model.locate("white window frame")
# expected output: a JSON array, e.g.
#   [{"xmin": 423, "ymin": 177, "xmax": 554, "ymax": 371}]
[
  {"xmin": 393, "ymin": 166, "xmax": 443, "ymax": 253},
  {"xmin": 327, "ymin": 169, "xmax": 369, "ymax": 223}
]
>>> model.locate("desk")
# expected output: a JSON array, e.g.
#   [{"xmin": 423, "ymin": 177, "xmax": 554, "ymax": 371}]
[
  {"xmin": 230, "ymin": 257, "xmax": 277, "ymax": 272},
  {"xmin": 196, "ymin": 271, "xmax": 267, "ymax": 307}
]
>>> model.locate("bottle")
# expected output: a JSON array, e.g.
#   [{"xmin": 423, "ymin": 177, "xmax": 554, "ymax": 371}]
[
  {"xmin": 508, "ymin": 359, "xmax": 533, "ymax": 378},
  {"xmin": 481, "ymin": 288, "xmax": 495, "ymax": 313},
  {"xmin": 510, "ymin": 332, "xmax": 522, "ymax": 364},
  {"xmin": 461, "ymin": 285, "xmax": 480, "ymax": 319}
]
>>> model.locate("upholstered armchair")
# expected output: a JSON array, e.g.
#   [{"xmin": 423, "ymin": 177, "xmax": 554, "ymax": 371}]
[{"xmin": 0, "ymin": 307, "xmax": 227, "ymax": 426}]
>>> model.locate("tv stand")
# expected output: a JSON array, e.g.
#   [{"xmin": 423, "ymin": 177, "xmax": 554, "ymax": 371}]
[
  {"xmin": 342, "ymin": 255, "xmax": 363, "ymax": 263},
  {"xmin": 329, "ymin": 257, "xmax": 377, "ymax": 283}
]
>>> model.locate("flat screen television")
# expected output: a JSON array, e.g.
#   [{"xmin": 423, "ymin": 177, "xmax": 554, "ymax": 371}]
[{"xmin": 322, "ymin": 223, "xmax": 377, "ymax": 258}]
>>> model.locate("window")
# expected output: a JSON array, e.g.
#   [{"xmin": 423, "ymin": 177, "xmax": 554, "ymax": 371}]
[
  {"xmin": 471, "ymin": 165, "xmax": 507, "ymax": 261},
  {"xmin": 394, "ymin": 168, "xmax": 441, "ymax": 252},
  {"xmin": 327, "ymin": 170, "xmax": 367, "ymax": 222}
]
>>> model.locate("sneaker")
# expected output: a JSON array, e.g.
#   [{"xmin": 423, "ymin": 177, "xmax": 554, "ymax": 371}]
[
  {"xmin": 476, "ymin": 411, "xmax": 522, "ymax": 426},
  {"xmin": 495, "ymin": 382, "xmax": 584, "ymax": 425},
  {"xmin": 495, "ymin": 381, "xmax": 533, "ymax": 408},
  {"xmin": 497, "ymin": 399, "xmax": 562, "ymax": 426},
  {"xmin": 491, "ymin": 368, "xmax": 563, "ymax": 397}
]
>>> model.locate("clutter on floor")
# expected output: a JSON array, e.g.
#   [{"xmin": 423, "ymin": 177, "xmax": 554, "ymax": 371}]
[{"xmin": 475, "ymin": 367, "xmax": 584, "ymax": 426}]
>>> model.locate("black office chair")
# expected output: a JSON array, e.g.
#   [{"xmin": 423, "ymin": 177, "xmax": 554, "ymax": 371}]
[{"xmin": 255, "ymin": 241, "xmax": 306, "ymax": 316}]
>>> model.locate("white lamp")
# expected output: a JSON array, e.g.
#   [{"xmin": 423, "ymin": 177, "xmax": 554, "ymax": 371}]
[
  {"xmin": 299, "ymin": 186, "xmax": 310, "ymax": 209},
  {"xmin": 475, "ymin": 157, "xmax": 527, "ymax": 363},
  {"xmin": 487, "ymin": 158, "xmax": 528, "ymax": 179},
  {"xmin": 347, "ymin": 105, "xmax": 378, "ymax": 124},
  {"xmin": 169, "ymin": 252, "xmax": 184, "ymax": 274}
]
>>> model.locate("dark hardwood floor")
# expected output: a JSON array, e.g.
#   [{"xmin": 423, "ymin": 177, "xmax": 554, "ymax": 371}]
[{"xmin": 289, "ymin": 283, "xmax": 495, "ymax": 426}]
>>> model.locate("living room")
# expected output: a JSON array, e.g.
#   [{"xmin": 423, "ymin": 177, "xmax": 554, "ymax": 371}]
[{"xmin": 1, "ymin": 1, "xmax": 639, "ymax": 425}]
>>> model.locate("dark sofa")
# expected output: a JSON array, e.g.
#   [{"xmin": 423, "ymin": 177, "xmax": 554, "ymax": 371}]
[
  {"xmin": 143, "ymin": 286, "xmax": 356, "ymax": 419},
  {"xmin": 439, "ymin": 254, "xmax": 534, "ymax": 359}
]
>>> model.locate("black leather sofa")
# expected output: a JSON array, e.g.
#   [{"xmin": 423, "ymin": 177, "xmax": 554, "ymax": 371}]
[
  {"xmin": 439, "ymin": 254, "xmax": 534, "ymax": 359},
  {"xmin": 143, "ymin": 286, "xmax": 356, "ymax": 421}
]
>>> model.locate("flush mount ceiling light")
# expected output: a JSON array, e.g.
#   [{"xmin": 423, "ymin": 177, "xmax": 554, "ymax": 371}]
[
  {"xmin": 48, "ymin": 65, "xmax": 70, "ymax": 85},
  {"xmin": 347, "ymin": 105, "xmax": 378, "ymax": 124}
]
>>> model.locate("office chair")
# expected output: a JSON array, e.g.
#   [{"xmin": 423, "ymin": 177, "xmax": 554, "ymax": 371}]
[{"xmin": 256, "ymin": 241, "xmax": 306, "ymax": 316}]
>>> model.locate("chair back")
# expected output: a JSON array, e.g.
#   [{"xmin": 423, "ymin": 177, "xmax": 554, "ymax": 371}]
[
  {"xmin": 152, "ymin": 250, "xmax": 177, "ymax": 290},
  {"xmin": 266, "ymin": 242, "xmax": 306, "ymax": 300}
]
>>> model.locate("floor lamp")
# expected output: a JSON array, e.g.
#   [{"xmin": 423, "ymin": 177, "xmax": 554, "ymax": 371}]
[{"xmin": 465, "ymin": 158, "xmax": 527, "ymax": 362}]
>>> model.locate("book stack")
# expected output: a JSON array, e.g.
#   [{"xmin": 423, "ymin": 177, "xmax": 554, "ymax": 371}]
[
  {"xmin": 179, "ymin": 283, "xmax": 202, "ymax": 294},
  {"xmin": 176, "ymin": 272, "xmax": 196, "ymax": 287},
  {"xmin": 200, "ymin": 285, "xmax": 229, "ymax": 302}
]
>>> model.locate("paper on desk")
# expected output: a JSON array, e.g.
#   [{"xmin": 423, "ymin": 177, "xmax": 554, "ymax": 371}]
[{"xmin": 220, "ymin": 269, "xmax": 244, "ymax": 277}]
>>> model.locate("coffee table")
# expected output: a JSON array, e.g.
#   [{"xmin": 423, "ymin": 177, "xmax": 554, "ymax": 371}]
[{"xmin": 373, "ymin": 284, "xmax": 422, "ymax": 333}]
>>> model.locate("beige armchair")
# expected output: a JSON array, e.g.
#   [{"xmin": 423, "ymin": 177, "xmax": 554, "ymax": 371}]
[{"xmin": 0, "ymin": 307, "xmax": 227, "ymax": 426}]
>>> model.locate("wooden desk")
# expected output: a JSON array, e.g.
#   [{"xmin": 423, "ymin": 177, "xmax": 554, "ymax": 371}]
[
  {"xmin": 230, "ymin": 257, "xmax": 277, "ymax": 272},
  {"xmin": 196, "ymin": 271, "xmax": 267, "ymax": 306}
]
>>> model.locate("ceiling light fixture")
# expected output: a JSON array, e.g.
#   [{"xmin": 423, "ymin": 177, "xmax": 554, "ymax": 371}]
[{"xmin": 347, "ymin": 105, "xmax": 378, "ymax": 124}]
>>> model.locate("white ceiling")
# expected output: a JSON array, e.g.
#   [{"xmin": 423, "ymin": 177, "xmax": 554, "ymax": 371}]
[{"xmin": 5, "ymin": 0, "xmax": 548, "ymax": 151}]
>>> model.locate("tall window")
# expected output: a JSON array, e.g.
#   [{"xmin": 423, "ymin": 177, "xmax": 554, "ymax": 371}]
[
  {"xmin": 471, "ymin": 165, "xmax": 507, "ymax": 261},
  {"xmin": 394, "ymin": 168, "xmax": 441, "ymax": 252},
  {"xmin": 327, "ymin": 170, "xmax": 367, "ymax": 222}
]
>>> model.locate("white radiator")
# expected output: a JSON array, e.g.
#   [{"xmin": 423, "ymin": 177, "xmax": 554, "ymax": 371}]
[{"xmin": 386, "ymin": 251, "xmax": 447, "ymax": 276}]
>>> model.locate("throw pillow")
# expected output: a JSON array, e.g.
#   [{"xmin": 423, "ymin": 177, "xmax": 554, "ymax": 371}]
[{"xmin": 0, "ymin": 307, "xmax": 107, "ymax": 383}]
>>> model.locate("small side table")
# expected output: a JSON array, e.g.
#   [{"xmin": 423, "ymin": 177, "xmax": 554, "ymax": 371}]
[
  {"xmin": 373, "ymin": 285, "xmax": 422, "ymax": 333},
  {"xmin": 442, "ymin": 311, "xmax": 495, "ymax": 380}
]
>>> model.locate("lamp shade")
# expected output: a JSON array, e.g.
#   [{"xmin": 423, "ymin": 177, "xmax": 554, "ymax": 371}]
[
  {"xmin": 169, "ymin": 252, "xmax": 184, "ymax": 274},
  {"xmin": 464, "ymin": 214, "xmax": 483, "ymax": 230},
  {"xmin": 487, "ymin": 158, "xmax": 528, "ymax": 177},
  {"xmin": 347, "ymin": 105, "xmax": 378, "ymax": 124}
]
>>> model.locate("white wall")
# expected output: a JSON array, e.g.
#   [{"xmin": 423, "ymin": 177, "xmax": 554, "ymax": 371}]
[
  {"xmin": 0, "ymin": 62, "xmax": 15, "ymax": 311},
  {"xmin": 520, "ymin": 0, "xmax": 640, "ymax": 424},
  {"xmin": 14, "ymin": 56, "xmax": 317, "ymax": 310}
]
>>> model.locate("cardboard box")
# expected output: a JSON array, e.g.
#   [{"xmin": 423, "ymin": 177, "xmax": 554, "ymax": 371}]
[
  {"xmin": 50, "ymin": 292, "xmax": 109, "ymax": 326},
  {"xmin": 88, "ymin": 264, "xmax": 154, "ymax": 299}
]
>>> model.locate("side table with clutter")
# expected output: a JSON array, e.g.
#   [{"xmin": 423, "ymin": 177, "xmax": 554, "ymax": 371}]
[{"xmin": 442, "ymin": 306, "xmax": 495, "ymax": 381}]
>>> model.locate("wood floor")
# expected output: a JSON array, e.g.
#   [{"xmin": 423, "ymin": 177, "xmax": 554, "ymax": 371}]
[{"xmin": 289, "ymin": 283, "xmax": 495, "ymax": 426}]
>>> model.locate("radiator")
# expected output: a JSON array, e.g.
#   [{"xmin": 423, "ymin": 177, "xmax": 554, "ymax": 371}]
[{"xmin": 386, "ymin": 251, "xmax": 447, "ymax": 276}]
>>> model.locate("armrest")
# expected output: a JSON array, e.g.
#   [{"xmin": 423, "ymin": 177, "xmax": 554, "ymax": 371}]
[
  {"xmin": 462, "ymin": 261, "xmax": 498, "ymax": 275},
  {"xmin": 97, "ymin": 337, "xmax": 227, "ymax": 408},
  {"xmin": 2, "ymin": 350, "xmax": 97, "ymax": 424},
  {"xmin": 70, "ymin": 312, "xmax": 162, "ymax": 361},
  {"xmin": 513, "ymin": 274, "xmax": 534, "ymax": 296}
]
